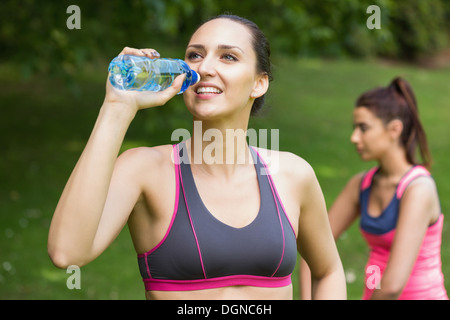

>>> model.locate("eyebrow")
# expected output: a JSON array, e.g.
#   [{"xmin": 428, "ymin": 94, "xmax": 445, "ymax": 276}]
[{"xmin": 187, "ymin": 44, "xmax": 245, "ymax": 54}]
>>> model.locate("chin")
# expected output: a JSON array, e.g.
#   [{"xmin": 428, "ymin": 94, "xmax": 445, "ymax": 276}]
[
  {"xmin": 189, "ymin": 108, "xmax": 223, "ymax": 122},
  {"xmin": 189, "ymin": 103, "xmax": 238, "ymax": 122},
  {"xmin": 360, "ymin": 154, "xmax": 377, "ymax": 162}
]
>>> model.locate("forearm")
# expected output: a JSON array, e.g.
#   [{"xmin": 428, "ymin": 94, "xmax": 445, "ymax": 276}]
[
  {"xmin": 369, "ymin": 288, "xmax": 401, "ymax": 300},
  {"xmin": 48, "ymin": 103, "xmax": 136, "ymax": 267},
  {"xmin": 369, "ymin": 274, "xmax": 405, "ymax": 300}
]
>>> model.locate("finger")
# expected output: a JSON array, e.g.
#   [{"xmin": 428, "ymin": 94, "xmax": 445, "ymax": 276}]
[
  {"xmin": 137, "ymin": 74, "xmax": 186, "ymax": 108},
  {"xmin": 158, "ymin": 74, "xmax": 186, "ymax": 100},
  {"xmin": 118, "ymin": 47, "xmax": 160, "ymax": 57},
  {"xmin": 118, "ymin": 46, "xmax": 144, "ymax": 56},
  {"xmin": 171, "ymin": 74, "xmax": 186, "ymax": 91},
  {"xmin": 139, "ymin": 49, "xmax": 160, "ymax": 59}
]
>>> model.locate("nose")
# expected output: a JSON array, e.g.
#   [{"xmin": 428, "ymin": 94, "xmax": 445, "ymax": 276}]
[
  {"xmin": 197, "ymin": 56, "xmax": 217, "ymax": 78},
  {"xmin": 350, "ymin": 128, "xmax": 360, "ymax": 144}
]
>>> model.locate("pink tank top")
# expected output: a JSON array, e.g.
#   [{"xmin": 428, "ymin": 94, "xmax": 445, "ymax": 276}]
[{"xmin": 359, "ymin": 166, "xmax": 448, "ymax": 300}]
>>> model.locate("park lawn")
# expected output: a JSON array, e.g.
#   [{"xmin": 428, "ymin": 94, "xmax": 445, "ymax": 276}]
[{"xmin": 0, "ymin": 56, "xmax": 449, "ymax": 299}]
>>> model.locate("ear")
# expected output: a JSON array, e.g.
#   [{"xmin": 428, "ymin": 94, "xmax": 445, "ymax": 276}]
[
  {"xmin": 387, "ymin": 119, "xmax": 404, "ymax": 140},
  {"xmin": 250, "ymin": 73, "xmax": 269, "ymax": 99}
]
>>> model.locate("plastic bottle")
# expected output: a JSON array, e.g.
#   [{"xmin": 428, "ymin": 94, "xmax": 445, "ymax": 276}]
[{"xmin": 108, "ymin": 54, "xmax": 200, "ymax": 94}]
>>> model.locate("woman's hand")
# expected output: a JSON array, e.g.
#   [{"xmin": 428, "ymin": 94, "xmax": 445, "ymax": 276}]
[{"xmin": 104, "ymin": 47, "xmax": 186, "ymax": 113}]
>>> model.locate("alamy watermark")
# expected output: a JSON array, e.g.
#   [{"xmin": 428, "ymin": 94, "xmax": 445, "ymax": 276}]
[
  {"xmin": 171, "ymin": 121, "xmax": 280, "ymax": 174},
  {"xmin": 66, "ymin": 5, "xmax": 81, "ymax": 30},
  {"xmin": 66, "ymin": 4, "xmax": 381, "ymax": 31},
  {"xmin": 366, "ymin": 265, "xmax": 381, "ymax": 290},
  {"xmin": 66, "ymin": 265, "xmax": 81, "ymax": 289},
  {"xmin": 366, "ymin": 5, "xmax": 381, "ymax": 30}
]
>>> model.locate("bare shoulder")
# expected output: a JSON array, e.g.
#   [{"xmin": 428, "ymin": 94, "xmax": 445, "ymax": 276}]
[
  {"xmin": 406, "ymin": 174, "xmax": 437, "ymax": 189},
  {"xmin": 253, "ymin": 147, "xmax": 315, "ymax": 181},
  {"xmin": 347, "ymin": 171, "xmax": 365, "ymax": 189},
  {"xmin": 402, "ymin": 174, "xmax": 438, "ymax": 201},
  {"xmin": 115, "ymin": 144, "xmax": 175, "ymax": 183},
  {"xmin": 117, "ymin": 144, "xmax": 173, "ymax": 167},
  {"xmin": 398, "ymin": 174, "xmax": 441, "ymax": 225}
]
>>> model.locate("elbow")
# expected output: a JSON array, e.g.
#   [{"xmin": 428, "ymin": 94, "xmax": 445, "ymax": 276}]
[
  {"xmin": 372, "ymin": 281, "xmax": 405, "ymax": 300},
  {"xmin": 48, "ymin": 246, "xmax": 86, "ymax": 270},
  {"xmin": 381, "ymin": 284, "xmax": 404, "ymax": 300},
  {"xmin": 48, "ymin": 231, "xmax": 90, "ymax": 269},
  {"xmin": 311, "ymin": 264, "xmax": 347, "ymax": 300},
  {"xmin": 48, "ymin": 247, "xmax": 72, "ymax": 269}
]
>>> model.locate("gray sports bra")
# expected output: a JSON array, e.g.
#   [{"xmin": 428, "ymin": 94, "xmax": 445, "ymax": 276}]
[{"xmin": 137, "ymin": 142, "xmax": 297, "ymax": 291}]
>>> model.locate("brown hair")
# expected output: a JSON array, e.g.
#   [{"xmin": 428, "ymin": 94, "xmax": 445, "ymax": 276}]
[{"xmin": 355, "ymin": 77, "xmax": 432, "ymax": 169}]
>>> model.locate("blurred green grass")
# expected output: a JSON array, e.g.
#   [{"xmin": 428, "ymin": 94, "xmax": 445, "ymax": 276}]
[{"xmin": 1, "ymin": 55, "xmax": 449, "ymax": 299}]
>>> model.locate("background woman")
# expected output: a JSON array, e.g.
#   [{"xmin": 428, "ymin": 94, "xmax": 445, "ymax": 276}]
[
  {"xmin": 48, "ymin": 15, "xmax": 345, "ymax": 300},
  {"xmin": 304, "ymin": 77, "xmax": 447, "ymax": 299}
]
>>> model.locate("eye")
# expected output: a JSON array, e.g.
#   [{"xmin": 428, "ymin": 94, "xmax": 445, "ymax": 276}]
[
  {"xmin": 222, "ymin": 53, "xmax": 238, "ymax": 61},
  {"xmin": 353, "ymin": 123, "xmax": 369, "ymax": 133},
  {"xmin": 187, "ymin": 52, "xmax": 202, "ymax": 61},
  {"xmin": 360, "ymin": 124, "xmax": 368, "ymax": 132}
]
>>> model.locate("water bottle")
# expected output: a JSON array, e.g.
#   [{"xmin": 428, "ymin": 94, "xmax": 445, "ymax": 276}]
[{"xmin": 108, "ymin": 54, "xmax": 200, "ymax": 94}]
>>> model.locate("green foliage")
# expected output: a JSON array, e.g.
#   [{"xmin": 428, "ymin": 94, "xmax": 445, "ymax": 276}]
[
  {"xmin": 388, "ymin": 0, "xmax": 449, "ymax": 60},
  {"xmin": 1, "ymin": 0, "xmax": 449, "ymax": 80}
]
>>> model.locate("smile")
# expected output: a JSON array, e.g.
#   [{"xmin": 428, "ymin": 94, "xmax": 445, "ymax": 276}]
[{"xmin": 196, "ymin": 87, "xmax": 223, "ymax": 94}]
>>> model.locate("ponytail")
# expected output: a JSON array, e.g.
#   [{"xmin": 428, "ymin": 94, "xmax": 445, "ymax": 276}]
[{"xmin": 390, "ymin": 77, "xmax": 432, "ymax": 169}]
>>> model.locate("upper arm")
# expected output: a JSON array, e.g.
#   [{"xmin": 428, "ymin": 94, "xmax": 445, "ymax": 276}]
[
  {"xmin": 328, "ymin": 173, "xmax": 363, "ymax": 239},
  {"xmin": 295, "ymin": 160, "xmax": 342, "ymax": 279},
  {"xmin": 379, "ymin": 176, "xmax": 440, "ymax": 294},
  {"xmin": 91, "ymin": 147, "xmax": 161, "ymax": 259}
]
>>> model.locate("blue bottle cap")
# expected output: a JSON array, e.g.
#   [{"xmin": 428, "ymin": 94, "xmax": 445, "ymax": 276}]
[{"xmin": 191, "ymin": 70, "xmax": 200, "ymax": 85}]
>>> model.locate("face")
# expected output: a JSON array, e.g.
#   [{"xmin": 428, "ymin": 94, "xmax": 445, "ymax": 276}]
[
  {"xmin": 183, "ymin": 18, "xmax": 268, "ymax": 121},
  {"xmin": 351, "ymin": 107, "xmax": 396, "ymax": 161}
]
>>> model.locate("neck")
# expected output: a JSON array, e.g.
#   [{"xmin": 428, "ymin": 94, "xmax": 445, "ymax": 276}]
[
  {"xmin": 377, "ymin": 147, "xmax": 413, "ymax": 179},
  {"xmin": 188, "ymin": 120, "xmax": 252, "ymax": 177}
]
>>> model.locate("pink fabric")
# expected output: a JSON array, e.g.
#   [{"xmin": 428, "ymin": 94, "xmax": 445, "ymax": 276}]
[
  {"xmin": 361, "ymin": 214, "xmax": 448, "ymax": 300},
  {"xmin": 143, "ymin": 274, "xmax": 292, "ymax": 291},
  {"xmin": 396, "ymin": 166, "xmax": 430, "ymax": 198},
  {"xmin": 361, "ymin": 167, "xmax": 378, "ymax": 191}
]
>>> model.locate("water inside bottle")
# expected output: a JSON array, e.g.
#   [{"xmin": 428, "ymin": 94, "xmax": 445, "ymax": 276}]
[{"xmin": 109, "ymin": 55, "xmax": 198, "ymax": 92}]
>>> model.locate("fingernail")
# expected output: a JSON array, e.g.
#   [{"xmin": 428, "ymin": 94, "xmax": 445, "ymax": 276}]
[{"xmin": 152, "ymin": 51, "xmax": 160, "ymax": 57}]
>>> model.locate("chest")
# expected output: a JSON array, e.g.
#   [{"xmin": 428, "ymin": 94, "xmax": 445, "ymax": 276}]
[
  {"xmin": 366, "ymin": 180, "xmax": 397, "ymax": 218},
  {"xmin": 360, "ymin": 183, "xmax": 400, "ymax": 235},
  {"xmin": 192, "ymin": 171, "xmax": 261, "ymax": 228}
]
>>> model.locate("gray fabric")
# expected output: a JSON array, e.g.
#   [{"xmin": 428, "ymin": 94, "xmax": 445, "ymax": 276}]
[{"xmin": 138, "ymin": 142, "xmax": 296, "ymax": 281}]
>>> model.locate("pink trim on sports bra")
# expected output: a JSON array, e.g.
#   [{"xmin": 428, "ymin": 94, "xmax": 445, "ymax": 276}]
[{"xmin": 144, "ymin": 274, "xmax": 292, "ymax": 291}]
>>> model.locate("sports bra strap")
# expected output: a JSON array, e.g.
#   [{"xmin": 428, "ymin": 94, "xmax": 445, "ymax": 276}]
[
  {"xmin": 360, "ymin": 166, "xmax": 430, "ymax": 198},
  {"xmin": 361, "ymin": 167, "xmax": 378, "ymax": 191},
  {"xmin": 396, "ymin": 165, "xmax": 430, "ymax": 199}
]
